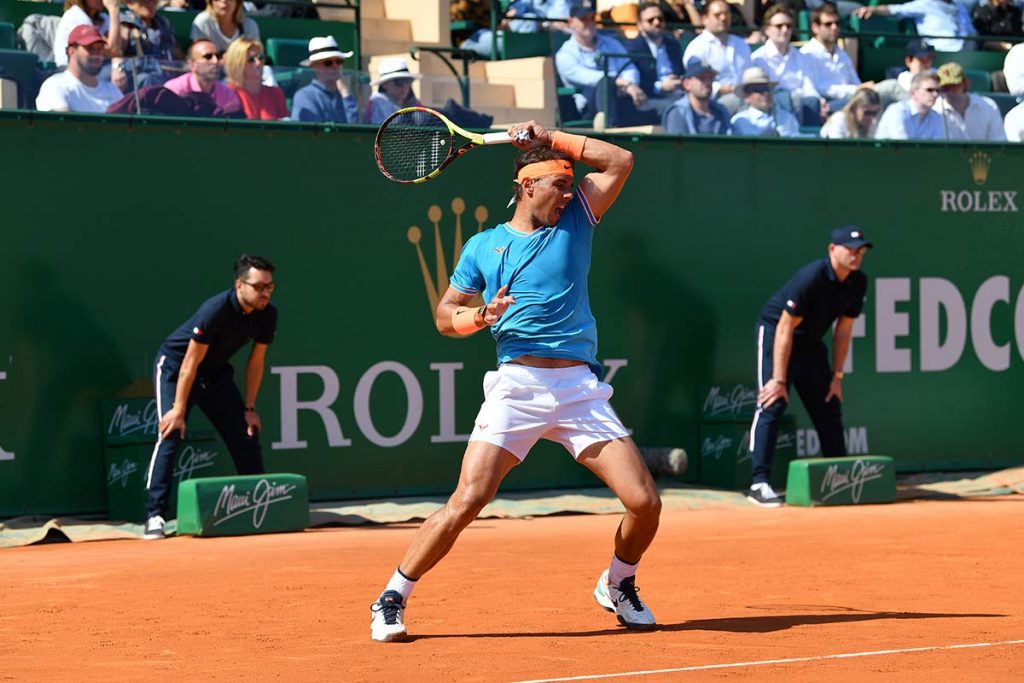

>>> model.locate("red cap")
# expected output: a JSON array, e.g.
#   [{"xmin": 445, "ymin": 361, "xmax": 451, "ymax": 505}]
[{"xmin": 68, "ymin": 24, "xmax": 106, "ymax": 47}]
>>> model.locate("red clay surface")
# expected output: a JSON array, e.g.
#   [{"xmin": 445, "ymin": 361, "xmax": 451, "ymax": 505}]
[{"xmin": 2, "ymin": 496, "xmax": 1022, "ymax": 682}]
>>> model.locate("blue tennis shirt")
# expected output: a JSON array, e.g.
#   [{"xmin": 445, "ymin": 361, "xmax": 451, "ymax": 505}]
[{"xmin": 450, "ymin": 191, "xmax": 602, "ymax": 376}]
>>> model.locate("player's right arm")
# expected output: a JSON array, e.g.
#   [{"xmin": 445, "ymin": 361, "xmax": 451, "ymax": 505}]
[
  {"xmin": 158, "ymin": 339, "xmax": 208, "ymax": 440},
  {"xmin": 758, "ymin": 310, "xmax": 802, "ymax": 408},
  {"xmin": 436, "ymin": 286, "xmax": 517, "ymax": 337}
]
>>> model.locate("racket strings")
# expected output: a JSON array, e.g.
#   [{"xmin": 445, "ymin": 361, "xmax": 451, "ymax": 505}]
[{"xmin": 376, "ymin": 110, "xmax": 453, "ymax": 182}]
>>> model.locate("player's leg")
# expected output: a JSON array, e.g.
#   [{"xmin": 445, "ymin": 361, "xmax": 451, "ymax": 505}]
[
  {"xmin": 198, "ymin": 367, "xmax": 265, "ymax": 475},
  {"xmin": 792, "ymin": 342, "xmax": 847, "ymax": 458},
  {"xmin": 371, "ymin": 441, "xmax": 520, "ymax": 642},
  {"xmin": 748, "ymin": 323, "xmax": 786, "ymax": 506},
  {"xmin": 143, "ymin": 356, "xmax": 185, "ymax": 539}
]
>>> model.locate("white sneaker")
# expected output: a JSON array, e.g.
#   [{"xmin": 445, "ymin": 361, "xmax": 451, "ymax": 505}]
[
  {"xmin": 746, "ymin": 483, "xmax": 783, "ymax": 508},
  {"xmin": 593, "ymin": 569, "xmax": 657, "ymax": 630},
  {"xmin": 370, "ymin": 590, "xmax": 408, "ymax": 642},
  {"xmin": 143, "ymin": 515, "xmax": 166, "ymax": 540}
]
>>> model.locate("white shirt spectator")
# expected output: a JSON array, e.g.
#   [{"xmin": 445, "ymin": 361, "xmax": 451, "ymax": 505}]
[
  {"xmin": 36, "ymin": 70, "xmax": 122, "ymax": 112},
  {"xmin": 53, "ymin": 6, "xmax": 109, "ymax": 68},
  {"xmin": 820, "ymin": 110, "xmax": 878, "ymax": 138},
  {"xmin": 888, "ymin": 0, "xmax": 970, "ymax": 52},
  {"xmin": 751, "ymin": 40, "xmax": 821, "ymax": 99},
  {"xmin": 1004, "ymin": 42, "xmax": 1024, "ymax": 96},
  {"xmin": 933, "ymin": 94, "xmax": 1007, "ymax": 141},
  {"xmin": 730, "ymin": 105, "xmax": 801, "ymax": 136},
  {"xmin": 1003, "ymin": 101, "xmax": 1024, "ymax": 141},
  {"xmin": 683, "ymin": 31, "xmax": 751, "ymax": 89},
  {"xmin": 800, "ymin": 38, "xmax": 861, "ymax": 99}
]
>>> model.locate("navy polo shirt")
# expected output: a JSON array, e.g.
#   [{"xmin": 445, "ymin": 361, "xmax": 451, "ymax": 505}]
[
  {"xmin": 759, "ymin": 258, "xmax": 867, "ymax": 346},
  {"xmin": 159, "ymin": 289, "xmax": 277, "ymax": 376}
]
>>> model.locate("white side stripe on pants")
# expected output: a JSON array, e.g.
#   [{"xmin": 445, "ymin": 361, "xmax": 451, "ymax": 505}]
[
  {"xmin": 749, "ymin": 325, "xmax": 765, "ymax": 453},
  {"xmin": 145, "ymin": 355, "xmax": 166, "ymax": 490}
]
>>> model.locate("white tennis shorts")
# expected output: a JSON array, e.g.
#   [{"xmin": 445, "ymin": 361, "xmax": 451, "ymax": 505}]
[{"xmin": 469, "ymin": 363, "xmax": 631, "ymax": 461}]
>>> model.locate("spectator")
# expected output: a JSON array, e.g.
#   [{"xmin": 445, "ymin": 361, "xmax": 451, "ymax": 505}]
[
  {"xmin": 730, "ymin": 66, "xmax": 801, "ymax": 136},
  {"xmin": 111, "ymin": 0, "xmax": 183, "ymax": 91},
  {"xmin": 801, "ymin": 4, "xmax": 869, "ymax": 111},
  {"xmin": 875, "ymin": 69, "xmax": 944, "ymax": 139},
  {"xmin": 1003, "ymin": 99, "xmax": 1024, "ymax": 140},
  {"xmin": 1003, "ymin": 41, "xmax": 1024, "ymax": 95},
  {"xmin": 622, "ymin": 1, "xmax": 686, "ymax": 118},
  {"xmin": 224, "ymin": 38, "xmax": 287, "ymax": 120},
  {"xmin": 874, "ymin": 39, "xmax": 934, "ymax": 107},
  {"xmin": 554, "ymin": 6, "xmax": 656, "ymax": 126},
  {"xmin": 458, "ymin": 1, "xmax": 552, "ymax": 57},
  {"xmin": 932, "ymin": 62, "xmax": 1006, "ymax": 140},
  {"xmin": 972, "ymin": 0, "xmax": 1023, "ymax": 51},
  {"xmin": 291, "ymin": 36, "xmax": 358, "ymax": 124},
  {"xmin": 164, "ymin": 39, "xmax": 243, "ymax": 115},
  {"xmin": 752, "ymin": 5, "xmax": 825, "ymax": 125},
  {"xmin": 820, "ymin": 87, "xmax": 882, "ymax": 138},
  {"xmin": 853, "ymin": 0, "xmax": 975, "ymax": 53},
  {"xmin": 683, "ymin": 0, "xmax": 752, "ymax": 114},
  {"xmin": 191, "ymin": 0, "xmax": 260, "ymax": 54},
  {"xmin": 37, "ymin": 24, "xmax": 123, "ymax": 112},
  {"xmin": 53, "ymin": 0, "xmax": 122, "ymax": 68},
  {"xmin": 803, "ymin": 0, "xmax": 865, "ymax": 19},
  {"xmin": 662, "ymin": 57, "xmax": 732, "ymax": 134},
  {"xmin": 365, "ymin": 57, "xmax": 422, "ymax": 125}
]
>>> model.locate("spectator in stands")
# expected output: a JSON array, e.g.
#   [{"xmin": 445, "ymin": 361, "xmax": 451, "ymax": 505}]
[
  {"xmin": 291, "ymin": 36, "xmax": 359, "ymax": 124},
  {"xmin": 820, "ymin": 86, "xmax": 882, "ymax": 138},
  {"xmin": 932, "ymin": 62, "xmax": 1006, "ymax": 140},
  {"xmin": 622, "ymin": 2, "xmax": 686, "ymax": 118},
  {"xmin": 752, "ymin": 5, "xmax": 825, "ymax": 125},
  {"xmin": 875, "ymin": 69, "xmax": 944, "ymax": 138},
  {"xmin": 683, "ymin": 0, "xmax": 752, "ymax": 114},
  {"xmin": 1003, "ymin": 99, "xmax": 1024, "ymax": 140},
  {"xmin": 730, "ymin": 66, "xmax": 801, "ymax": 136},
  {"xmin": 972, "ymin": 0, "xmax": 1023, "ymax": 51},
  {"xmin": 874, "ymin": 39, "xmax": 934, "ymax": 107},
  {"xmin": 164, "ymin": 39, "xmax": 243, "ymax": 115},
  {"xmin": 366, "ymin": 57, "xmax": 423, "ymax": 125},
  {"xmin": 801, "ymin": 4, "xmax": 869, "ymax": 111},
  {"xmin": 191, "ymin": 0, "xmax": 260, "ymax": 53},
  {"xmin": 554, "ymin": 6, "xmax": 657, "ymax": 126},
  {"xmin": 662, "ymin": 0, "xmax": 702, "ymax": 26},
  {"xmin": 224, "ymin": 38, "xmax": 288, "ymax": 120},
  {"xmin": 37, "ymin": 24, "xmax": 123, "ymax": 112},
  {"xmin": 53, "ymin": 0, "xmax": 122, "ymax": 69},
  {"xmin": 803, "ymin": 0, "xmax": 865, "ymax": 19},
  {"xmin": 853, "ymin": 0, "xmax": 975, "ymax": 53},
  {"xmin": 662, "ymin": 57, "xmax": 732, "ymax": 134},
  {"xmin": 1003, "ymin": 41, "xmax": 1024, "ymax": 95},
  {"xmin": 110, "ymin": 0, "xmax": 183, "ymax": 91}
]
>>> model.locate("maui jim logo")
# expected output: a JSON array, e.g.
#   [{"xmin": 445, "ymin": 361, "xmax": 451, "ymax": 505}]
[
  {"xmin": 407, "ymin": 197, "xmax": 489, "ymax": 315},
  {"xmin": 212, "ymin": 479, "xmax": 297, "ymax": 529},
  {"xmin": 173, "ymin": 445, "xmax": 218, "ymax": 482},
  {"xmin": 702, "ymin": 384, "xmax": 757, "ymax": 418},
  {"xmin": 107, "ymin": 459, "xmax": 139, "ymax": 487},
  {"xmin": 939, "ymin": 152, "xmax": 1019, "ymax": 213},
  {"xmin": 820, "ymin": 459, "xmax": 886, "ymax": 503},
  {"xmin": 701, "ymin": 434, "xmax": 734, "ymax": 460},
  {"xmin": 107, "ymin": 399, "xmax": 159, "ymax": 437}
]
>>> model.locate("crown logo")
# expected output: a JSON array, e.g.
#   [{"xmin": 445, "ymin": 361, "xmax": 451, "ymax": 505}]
[
  {"xmin": 407, "ymin": 197, "xmax": 489, "ymax": 314},
  {"xmin": 969, "ymin": 151, "xmax": 991, "ymax": 186}
]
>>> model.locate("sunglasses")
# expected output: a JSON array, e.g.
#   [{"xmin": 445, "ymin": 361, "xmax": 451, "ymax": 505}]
[
  {"xmin": 247, "ymin": 53, "xmax": 266, "ymax": 64},
  {"xmin": 242, "ymin": 281, "xmax": 276, "ymax": 294},
  {"xmin": 816, "ymin": 20, "xmax": 840, "ymax": 27},
  {"xmin": 769, "ymin": 22, "xmax": 793, "ymax": 29},
  {"xmin": 198, "ymin": 51, "xmax": 222, "ymax": 61},
  {"xmin": 746, "ymin": 84, "xmax": 771, "ymax": 94},
  {"xmin": 921, "ymin": 87, "xmax": 940, "ymax": 93},
  {"xmin": 316, "ymin": 58, "xmax": 344, "ymax": 67}
]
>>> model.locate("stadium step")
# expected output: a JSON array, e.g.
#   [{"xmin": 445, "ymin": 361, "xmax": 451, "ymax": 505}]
[
  {"xmin": 785, "ymin": 456, "xmax": 896, "ymax": 507},
  {"xmin": 177, "ymin": 474, "xmax": 310, "ymax": 537}
]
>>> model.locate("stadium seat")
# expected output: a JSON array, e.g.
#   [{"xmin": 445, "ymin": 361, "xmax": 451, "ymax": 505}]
[
  {"xmin": 265, "ymin": 37, "xmax": 311, "ymax": 68},
  {"xmin": 0, "ymin": 49, "xmax": 39, "ymax": 109},
  {"xmin": 963, "ymin": 68, "xmax": 991, "ymax": 92},
  {"xmin": 934, "ymin": 50, "xmax": 1005, "ymax": 74},
  {"xmin": 847, "ymin": 14, "xmax": 916, "ymax": 49},
  {"xmin": 0, "ymin": 21, "xmax": 15, "ymax": 50},
  {"xmin": 981, "ymin": 92, "xmax": 1020, "ymax": 117}
]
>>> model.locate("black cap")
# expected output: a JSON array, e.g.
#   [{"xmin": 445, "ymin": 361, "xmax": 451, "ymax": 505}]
[
  {"xmin": 905, "ymin": 39, "xmax": 934, "ymax": 59},
  {"xmin": 830, "ymin": 225, "xmax": 873, "ymax": 249},
  {"xmin": 683, "ymin": 57, "xmax": 716, "ymax": 79},
  {"xmin": 570, "ymin": 5, "xmax": 596, "ymax": 18}
]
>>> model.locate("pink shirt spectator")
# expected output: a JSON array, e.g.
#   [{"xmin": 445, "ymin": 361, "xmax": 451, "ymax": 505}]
[{"xmin": 164, "ymin": 72, "xmax": 242, "ymax": 114}]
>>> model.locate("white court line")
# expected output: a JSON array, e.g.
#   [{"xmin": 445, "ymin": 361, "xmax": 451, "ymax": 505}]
[{"xmin": 512, "ymin": 639, "xmax": 1024, "ymax": 683}]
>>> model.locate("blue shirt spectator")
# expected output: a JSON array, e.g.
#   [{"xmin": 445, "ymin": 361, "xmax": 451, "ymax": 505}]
[
  {"xmin": 875, "ymin": 70, "xmax": 945, "ymax": 139},
  {"xmin": 730, "ymin": 66, "xmax": 802, "ymax": 136},
  {"xmin": 854, "ymin": 0, "xmax": 975, "ymax": 52},
  {"xmin": 662, "ymin": 58, "xmax": 731, "ymax": 135},
  {"xmin": 292, "ymin": 79, "xmax": 358, "ymax": 123}
]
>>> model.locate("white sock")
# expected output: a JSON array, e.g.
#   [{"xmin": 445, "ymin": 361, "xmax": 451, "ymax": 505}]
[
  {"xmin": 384, "ymin": 567, "xmax": 417, "ymax": 602},
  {"xmin": 608, "ymin": 554, "xmax": 638, "ymax": 587}
]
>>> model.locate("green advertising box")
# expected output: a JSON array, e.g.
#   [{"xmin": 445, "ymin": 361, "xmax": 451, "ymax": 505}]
[
  {"xmin": 785, "ymin": 456, "xmax": 896, "ymax": 506},
  {"xmin": 699, "ymin": 416, "xmax": 796, "ymax": 490},
  {"xmin": 177, "ymin": 473, "xmax": 310, "ymax": 537}
]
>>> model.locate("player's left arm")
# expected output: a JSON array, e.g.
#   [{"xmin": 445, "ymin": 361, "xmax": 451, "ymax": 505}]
[
  {"xmin": 826, "ymin": 316, "xmax": 856, "ymax": 403},
  {"xmin": 244, "ymin": 342, "xmax": 269, "ymax": 436}
]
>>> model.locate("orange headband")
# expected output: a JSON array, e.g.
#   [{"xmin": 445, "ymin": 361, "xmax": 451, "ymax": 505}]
[{"xmin": 515, "ymin": 160, "xmax": 574, "ymax": 184}]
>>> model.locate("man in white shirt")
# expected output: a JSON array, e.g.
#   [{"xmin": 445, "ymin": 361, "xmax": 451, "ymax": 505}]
[
  {"xmin": 932, "ymin": 62, "xmax": 1006, "ymax": 141},
  {"xmin": 800, "ymin": 4, "xmax": 869, "ymax": 110},
  {"xmin": 751, "ymin": 5, "xmax": 825, "ymax": 125},
  {"xmin": 853, "ymin": 0, "xmax": 974, "ymax": 53},
  {"xmin": 36, "ymin": 24, "xmax": 123, "ymax": 113},
  {"xmin": 682, "ymin": 0, "xmax": 751, "ymax": 114},
  {"xmin": 1003, "ymin": 100, "xmax": 1024, "ymax": 141},
  {"xmin": 1003, "ymin": 42, "xmax": 1024, "ymax": 96},
  {"xmin": 730, "ymin": 66, "xmax": 801, "ymax": 136},
  {"xmin": 875, "ymin": 70, "xmax": 944, "ymax": 139}
]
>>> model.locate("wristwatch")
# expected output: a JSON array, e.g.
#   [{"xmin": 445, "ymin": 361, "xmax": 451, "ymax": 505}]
[{"xmin": 833, "ymin": 371, "xmax": 845, "ymax": 380}]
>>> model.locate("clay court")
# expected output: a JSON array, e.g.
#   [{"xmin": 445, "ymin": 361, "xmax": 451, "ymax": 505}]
[{"xmin": 2, "ymin": 493, "xmax": 1022, "ymax": 682}]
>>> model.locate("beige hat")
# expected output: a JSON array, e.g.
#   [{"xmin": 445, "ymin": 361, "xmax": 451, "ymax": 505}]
[
  {"xmin": 738, "ymin": 66, "xmax": 778, "ymax": 96},
  {"xmin": 371, "ymin": 57, "xmax": 422, "ymax": 86}
]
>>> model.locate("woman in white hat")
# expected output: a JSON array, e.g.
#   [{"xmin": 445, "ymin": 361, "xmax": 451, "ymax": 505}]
[{"xmin": 365, "ymin": 56, "xmax": 423, "ymax": 124}]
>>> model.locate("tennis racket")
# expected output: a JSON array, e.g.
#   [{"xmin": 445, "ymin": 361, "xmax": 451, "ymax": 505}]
[{"xmin": 375, "ymin": 106, "xmax": 530, "ymax": 184}]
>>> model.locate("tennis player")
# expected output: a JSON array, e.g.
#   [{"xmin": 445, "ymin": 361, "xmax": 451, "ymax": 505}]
[{"xmin": 370, "ymin": 121, "xmax": 661, "ymax": 642}]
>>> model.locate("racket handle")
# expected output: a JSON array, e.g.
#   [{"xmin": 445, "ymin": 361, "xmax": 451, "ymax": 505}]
[{"xmin": 481, "ymin": 132, "xmax": 516, "ymax": 145}]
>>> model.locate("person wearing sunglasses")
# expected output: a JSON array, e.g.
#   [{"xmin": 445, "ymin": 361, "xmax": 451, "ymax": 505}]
[
  {"xmin": 730, "ymin": 66, "xmax": 801, "ymax": 137},
  {"xmin": 931, "ymin": 62, "xmax": 1005, "ymax": 141},
  {"xmin": 751, "ymin": 4, "xmax": 826, "ymax": 126},
  {"xmin": 800, "ymin": 4, "xmax": 870, "ymax": 113},
  {"xmin": 875, "ymin": 69, "xmax": 944, "ymax": 139},
  {"xmin": 164, "ymin": 38, "xmax": 243, "ymax": 115},
  {"xmin": 223, "ymin": 37, "xmax": 288, "ymax": 120},
  {"xmin": 142, "ymin": 254, "xmax": 279, "ymax": 541},
  {"xmin": 291, "ymin": 35, "xmax": 358, "ymax": 124}
]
